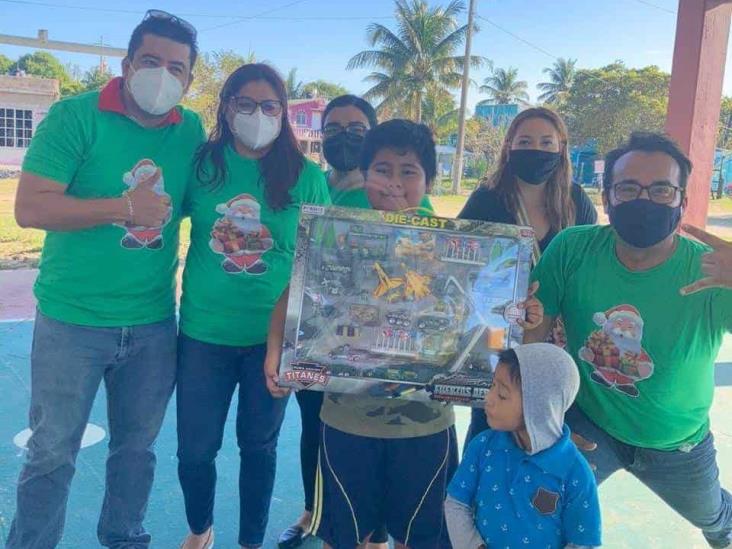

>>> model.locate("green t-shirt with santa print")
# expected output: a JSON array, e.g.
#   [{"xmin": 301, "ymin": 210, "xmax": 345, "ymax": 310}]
[
  {"xmin": 532, "ymin": 225, "xmax": 732, "ymax": 451},
  {"xmin": 180, "ymin": 146, "xmax": 331, "ymax": 347},
  {"xmin": 22, "ymin": 87, "xmax": 205, "ymax": 327}
]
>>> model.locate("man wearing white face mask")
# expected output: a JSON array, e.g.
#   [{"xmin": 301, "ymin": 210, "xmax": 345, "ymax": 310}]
[{"xmin": 9, "ymin": 10, "xmax": 204, "ymax": 549}]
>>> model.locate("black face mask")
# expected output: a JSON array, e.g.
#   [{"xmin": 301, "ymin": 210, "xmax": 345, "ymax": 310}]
[
  {"xmin": 323, "ymin": 132, "xmax": 365, "ymax": 172},
  {"xmin": 508, "ymin": 149, "xmax": 561, "ymax": 185},
  {"xmin": 609, "ymin": 199, "xmax": 682, "ymax": 249}
]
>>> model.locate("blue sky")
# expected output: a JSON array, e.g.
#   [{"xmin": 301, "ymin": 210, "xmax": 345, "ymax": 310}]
[{"xmin": 1, "ymin": 0, "xmax": 730, "ymax": 113}]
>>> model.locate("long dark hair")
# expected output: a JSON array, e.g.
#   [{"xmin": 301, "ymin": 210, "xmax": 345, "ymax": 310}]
[
  {"xmin": 483, "ymin": 107, "xmax": 575, "ymax": 231},
  {"xmin": 195, "ymin": 63, "xmax": 304, "ymax": 210}
]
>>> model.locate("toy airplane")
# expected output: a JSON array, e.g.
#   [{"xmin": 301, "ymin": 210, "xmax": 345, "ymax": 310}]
[
  {"xmin": 372, "ymin": 262, "xmax": 403, "ymax": 298},
  {"xmin": 401, "ymin": 264, "xmax": 432, "ymax": 300}
]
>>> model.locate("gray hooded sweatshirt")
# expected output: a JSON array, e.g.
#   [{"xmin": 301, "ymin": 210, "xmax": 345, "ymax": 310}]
[
  {"xmin": 445, "ymin": 343, "xmax": 594, "ymax": 549},
  {"xmin": 514, "ymin": 343, "xmax": 580, "ymax": 456}
]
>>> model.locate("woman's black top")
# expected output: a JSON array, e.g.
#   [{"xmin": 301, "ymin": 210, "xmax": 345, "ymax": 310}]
[{"xmin": 458, "ymin": 184, "xmax": 598, "ymax": 251}]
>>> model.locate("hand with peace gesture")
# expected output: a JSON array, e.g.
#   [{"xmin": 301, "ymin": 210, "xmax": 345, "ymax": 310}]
[
  {"xmin": 364, "ymin": 171, "xmax": 410, "ymax": 212},
  {"xmin": 680, "ymin": 224, "xmax": 732, "ymax": 295}
]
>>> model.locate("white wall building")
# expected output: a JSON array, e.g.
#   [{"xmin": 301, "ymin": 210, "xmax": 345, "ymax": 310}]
[{"xmin": 0, "ymin": 74, "xmax": 60, "ymax": 167}]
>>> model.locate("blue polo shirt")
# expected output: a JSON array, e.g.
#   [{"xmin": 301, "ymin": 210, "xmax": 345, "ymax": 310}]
[{"xmin": 448, "ymin": 426, "xmax": 601, "ymax": 548}]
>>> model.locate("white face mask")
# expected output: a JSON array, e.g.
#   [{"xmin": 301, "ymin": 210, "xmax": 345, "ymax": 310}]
[
  {"xmin": 127, "ymin": 66, "xmax": 184, "ymax": 116},
  {"xmin": 231, "ymin": 110, "xmax": 281, "ymax": 151}
]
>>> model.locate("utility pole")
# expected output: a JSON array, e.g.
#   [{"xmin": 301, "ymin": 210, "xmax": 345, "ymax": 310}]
[
  {"xmin": 451, "ymin": 0, "xmax": 476, "ymax": 195},
  {"xmin": 99, "ymin": 36, "xmax": 108, "ymax": 74}
]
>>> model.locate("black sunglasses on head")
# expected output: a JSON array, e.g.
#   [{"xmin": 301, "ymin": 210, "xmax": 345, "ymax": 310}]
[{"xmin": 144, "ymin": 9, "xmax": 197, "ymax": 39}]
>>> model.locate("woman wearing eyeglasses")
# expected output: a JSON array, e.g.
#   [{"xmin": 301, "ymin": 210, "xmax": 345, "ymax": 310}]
[{"xmin": 176, "ymin": 63, "xmax": 330, "ymax": 549}]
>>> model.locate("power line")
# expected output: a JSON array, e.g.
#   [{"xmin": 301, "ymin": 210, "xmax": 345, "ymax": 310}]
[
  {"xmin": 0, "ymin": 0, "xmax": 391, "ymax": 21},
  {"xmin": 199, "ymin": 0, "xmax": 313, "ymax": 32},
  {"xmin": 475, "ymin": 14, "xmax": 558, "ymax": 61},
  {"xmin": 234, "ymin": 15, "xmax": 392, "ymax": 21},
  {"xmin": 630, "ymin": 0, "xmax": 676, "ymax": 15},
  {"xmin": 474, "ymin": 13, "xmax": 673, "ymax": 104},
  {"xmin": 0, "ymin": 0, "xmax": 142, "ymax": 14}
]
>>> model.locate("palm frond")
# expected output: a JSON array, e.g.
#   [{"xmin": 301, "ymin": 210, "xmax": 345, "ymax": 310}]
[{"xmin": 346, "ymin": 50, "xmax": 400, "ymax": 71}]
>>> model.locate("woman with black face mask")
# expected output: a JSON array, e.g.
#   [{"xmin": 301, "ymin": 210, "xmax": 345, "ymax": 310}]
[
  {"xmin": 320, "ymin": 94, "xmax": 378, "ymax": 207},
  {"xmin": 318, "ymin": 94, "xmax": 434, "ymax": 212},
  {"xmin": 459, "ymin": 107, "xmax": 597, "ymax": 445}
]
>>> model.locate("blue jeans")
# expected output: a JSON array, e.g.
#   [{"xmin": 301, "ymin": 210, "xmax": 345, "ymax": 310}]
[
  {"xmin": 176, "ymin": 334, "xmax": 290, "ymax": 546},
  {"xmin": 567, "ymin": 405, "xmax": 732, "ymax": 548},
  {"xmin": 6, "ymin": 311, "xmax": 177, "ymax": 549}
]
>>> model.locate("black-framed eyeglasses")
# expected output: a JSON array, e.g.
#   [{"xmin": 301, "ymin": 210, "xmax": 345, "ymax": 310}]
[
  {"xmin": 323, "ymin": 122, "xmax": 369, "ymax": 139},
  {"xmin": 612, "ymin": 181, "xmax": 683, "ymax": 205},
  {"xmin": 144, "ymin": 9, "xmax": 197, "ymax": 39},
  {"xmin": 229, "ymin": 96, "xmax": 283, "ymax": 117}
]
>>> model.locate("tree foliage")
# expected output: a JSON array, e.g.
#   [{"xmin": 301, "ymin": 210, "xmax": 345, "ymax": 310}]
[
  {"xmin": 537, "ymin": 58, "xmax": 576, "ymax": 105},
  {"xmin": 717, "ymin": 96, "xmax": 732, "ymax": 150},
  {"xmin": 81, "ymin": 65, "xmax": 114, "ymax": 92},
  {"xmin": 286, "ymin": 69, "xmax": 348, "ymax": 100},
  {"xmin": 0, "ymin": 54, "xmax": 12, "ymax": 75},
  {"xmin": 422, "ymin": 88, "xmax": 458, "ymax": 139},
  {"xmin": 464, "ymin": 117, "xmax": 507, "ymax": 171},
  {"xmin": 559, "ymin": 62, "xmax": 670, "ymax": 154},
  {"xmin": 182, "ymin": 49, "xmax": 256, "ymax": 130},
  {"xmin": 347, "ymin": 0, "xmax": 486, "ymax": 121},
  {"xmin": 10, "ymin": 51, "xmax": 82, "ymax": 96},
  {"xmin": 479, "ymin": 66, "xmax": 528, "ymax": 105},
  {"xmin": 301, "ymin": 80, "xmax": 349, "ymax": 99},
  {"xmin": 286, "ymin": 67, "xmax": 304, "ymax": 99}
]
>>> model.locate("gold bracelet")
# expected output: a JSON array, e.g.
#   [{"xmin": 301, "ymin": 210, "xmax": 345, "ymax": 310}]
[{"xmin": 123, "ymin": 192, "xmax": 134, "ymax": 223}]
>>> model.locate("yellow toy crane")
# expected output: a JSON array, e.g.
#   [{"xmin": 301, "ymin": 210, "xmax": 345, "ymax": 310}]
[
  {"xmin": 402, "ymin": 264, "xmax": 432, "ymax": 300},
  {"xmin": 373, "ymin": 262, "xmax": 403, "ymax": 298}
]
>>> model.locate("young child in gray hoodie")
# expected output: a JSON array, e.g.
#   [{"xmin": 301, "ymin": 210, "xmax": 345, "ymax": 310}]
[{"xmin": 446, "ymin": 343, "xmax": 601, "ymax": 549}]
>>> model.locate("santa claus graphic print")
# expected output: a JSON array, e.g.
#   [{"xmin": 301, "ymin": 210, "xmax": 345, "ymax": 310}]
[
  {"xmin": 118, "ymin": 159, "xmax": 171, "ymax": 249},
  {"xmin": 209, "ymin": 193, "xmax": 274, "ymax": 275},
  {"xmin": 579, "ymin": 305, "xmax": 654, "ymax": 397}
]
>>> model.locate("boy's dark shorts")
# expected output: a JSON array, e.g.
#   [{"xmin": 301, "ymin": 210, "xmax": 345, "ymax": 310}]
[{"xmin": 311, "ymin": 423, "xmax": 458, "ymax": 548}]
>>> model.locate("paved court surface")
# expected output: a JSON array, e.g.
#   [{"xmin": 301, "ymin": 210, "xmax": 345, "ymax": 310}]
[{"xmin": 1, "ymin": 269, "xmax": 731, "ymax": 548}]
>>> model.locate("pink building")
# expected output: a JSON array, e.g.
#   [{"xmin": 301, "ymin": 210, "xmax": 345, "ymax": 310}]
[{"xmin": 288, "ymin": 98, "xmax": 326, "ymax": 165}]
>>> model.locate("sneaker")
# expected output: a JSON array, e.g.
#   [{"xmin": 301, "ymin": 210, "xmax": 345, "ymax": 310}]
[{"xmin": 278, "ymin": 523, "xmax": 309, "ymax": 548}]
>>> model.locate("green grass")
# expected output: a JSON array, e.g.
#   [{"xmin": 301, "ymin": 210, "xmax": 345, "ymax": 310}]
[
  {"xmin": 431, "ymin": 194, "xmax": 468, "ymax": 218},
  {"xmin": 433, "ymin": 177, "xmax": 479, "ymax": 195},
  {"xmin": 0, "ymin": 179, "xmax": 43, "ymax": 269},
  {"xmin": 3, "ymin": 177, "xmax": 732, "ymax": 269},
  {"xmin": 0, "ymin": 179, "xmax": 192, "ymax": 270},
  {"xmin": 0, "ymin": 177, "xmax": 467, "ymax": 270}
]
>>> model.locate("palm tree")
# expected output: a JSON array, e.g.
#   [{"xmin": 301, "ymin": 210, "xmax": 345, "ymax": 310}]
[
  {"xmin": 286, "ymin": 67, "xmax": 304, "ymax": 100},
  {"xmin": 347, "ymin": 0, "xmax": 487, "ymax": 122},
  {"xmin": 537, "ymin": 58, "xmax": 577, "ymax": 104},
  {"xmin": 479, "ymin": 67, "xmax": 529, "ymax": 105}
]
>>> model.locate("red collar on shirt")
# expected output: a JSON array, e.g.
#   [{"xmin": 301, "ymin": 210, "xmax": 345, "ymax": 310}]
[{"xmin": 98, "ymin": 77, "xmax": 182, "ymax": 126}]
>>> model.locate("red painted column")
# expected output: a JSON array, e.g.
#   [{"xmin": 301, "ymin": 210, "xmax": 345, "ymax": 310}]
[{"xmin": 665, "ymin": 0, "xmax": 732, "ymax": 227}]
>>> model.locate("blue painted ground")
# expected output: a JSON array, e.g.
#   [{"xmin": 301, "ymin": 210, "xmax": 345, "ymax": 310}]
[{"xmin": 1, "ymin": 320, "xmax": 731, "ymax": 548}]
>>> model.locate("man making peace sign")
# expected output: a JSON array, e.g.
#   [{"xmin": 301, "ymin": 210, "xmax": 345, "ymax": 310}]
[
  {"xmin": 682, "ymin": 224, "xmax": 732, "ymax": 295},
  {"xmin": 525, "ymin": 132, "xmax": 732, "ymax": 548}
]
